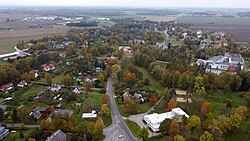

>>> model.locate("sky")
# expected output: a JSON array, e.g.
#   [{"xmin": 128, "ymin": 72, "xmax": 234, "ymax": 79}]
[{"xmin": 1, "ymin": 0, "xmax": 250, "ymax": 8}]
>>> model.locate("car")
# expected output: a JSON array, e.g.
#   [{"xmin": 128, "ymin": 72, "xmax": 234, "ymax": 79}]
[{"xmin": 118, "ymin": 135, "xmax": 124, "ymax": 138}]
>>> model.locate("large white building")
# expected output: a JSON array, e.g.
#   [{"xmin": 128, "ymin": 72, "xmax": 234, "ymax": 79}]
[
  {"xmin": 144, "ymin": 107, "xmax": 189, "ymax": 132},
  {"xmin": 196, "ymin": 53, "xmax": 245, "ymax": 75}
]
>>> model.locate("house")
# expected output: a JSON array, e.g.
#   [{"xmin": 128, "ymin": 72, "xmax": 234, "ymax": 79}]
[
  {"xmin": 59, "ymin": 52, "xmax": 67, "ymax": 58},
  {"xmin": 73, "ymin": 87, "xmax": 83, "ymax": 94},
  {"xmin": 95, "ymin": 67, "xmax": 101, "ymax": 73},
  {"xmin": 0, "ymin": 105, "xmax": 7, "ymax": 111},
  {"xmin": 144, "ymin": 107, "xmax": 189, "ymax": 132},
  {"xmin": 196, "ymin": 53, "xmax": 245, "ymax": 75},
  {"xmin": 54, "ymin": 109, "xmax": 73, "ymax": 117},
  {"xmin": 46, "ymin": 129, "xmax": 67, "ymax": 141},
  {"xmin": 182, "ymin": 32, "xmax": 188, "ymax": 39},
  {"xmin": 0, "ymin": 125, "xmax": 9, "ymax": 140},
  {"xmin": 55, "ymin": 104, "xmax": 62, "ymax": 109},
  {"xmin": 33, "ymin": 107, "xmax": 51, "ymax": 115},
  {"xmin": 85, "ymin": 75, "xmax": 97, "ymax": 83},
  {"xmin": 0, "ymin": 83, "xmax": 14, "ymax": 91},
  {"xmin": 33, "ymin": 70, "xmax": 40, "ymax": 79},
  {"xmin": 47, "ymin": 84, "xmax": 62, "ymax": 92},
  {"xmin": 197, "ymin": 30, "xmax": 202, "ymax": 39},
  {"xmin": 41, "ymin": 64, "xmax": 55, "ymax": 71},
  {"xmin": 200, "ymin": 40, "xmax": 212, "ymax": 49},
  {"xmin": 133, "ymin": 93, "xmax": 144, "ymax": 103},
  {"xmin": 29, "ymin": 109, "xmax": 42, "ymax": 120},
  {"xmin": 4, "ymin": 97, "xmax": 12, "ymax": 102},
  {"xmin": 123, "ymin": 92, "xmax": 131, "ymax": 101},
  {"xmin": 17, "ymin": 80, "xmax": 28, "ymax": 87},
  {"xmin": 82, "ymin": 110, "xmax": 97, "ymax": 119}
]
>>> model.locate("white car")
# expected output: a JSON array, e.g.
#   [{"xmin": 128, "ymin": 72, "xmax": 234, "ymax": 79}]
[{"xmin": 118, "ymin": 135, "xmax": 124, "ymax": 138}]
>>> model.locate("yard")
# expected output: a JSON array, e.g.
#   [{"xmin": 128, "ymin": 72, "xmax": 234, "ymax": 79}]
[{"xmin": 125, "ymin": 119, "xmax": 140, "ymax": 138}]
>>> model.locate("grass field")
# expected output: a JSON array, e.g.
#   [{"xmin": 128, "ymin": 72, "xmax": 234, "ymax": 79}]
[
  {"xmin": 125, "ymin": 119, "xmax": 140, "ymax": 138},
  {"xmin": 176, "ymin": 16, "xmax": 250, "ymax": 26},
  {"xmin": 0, "ymin": 37, "xmax": 38, "ymax": 54}
]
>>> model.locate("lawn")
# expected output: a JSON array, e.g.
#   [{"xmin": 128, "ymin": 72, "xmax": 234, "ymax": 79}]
[
  {"xmin": 125, "ymin": 119, "xmax": 141, "ymax": 138},
  {"xmin": 134, "ymin": 66, "xmax": 164, "ymax": 96},
  {"xmin": 157, "ymin": 62, "xmax": 167, "ymax": 69},
  {"xmin": 0, "ymin": 37, "xmax": 36, "ymax": 54}
]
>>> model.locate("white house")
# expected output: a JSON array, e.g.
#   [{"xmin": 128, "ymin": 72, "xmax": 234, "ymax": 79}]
[
  {"xmin": 82, "ymin": 110, "xmax": 97, "ymax": 119},
  {"xmin": 47, "ymin": 85, "xmax": 62, "ymax": 92},
  {"xmin": 17, "ymin": 80, "xmax": 28, "ymax": 87},
  {"xmin": 144, "ymin": 107, "xmax": 189, "ymax": 132},
  {"xmin": 73, "ymin": 87, "xmax": 83, "ymax": 94}
]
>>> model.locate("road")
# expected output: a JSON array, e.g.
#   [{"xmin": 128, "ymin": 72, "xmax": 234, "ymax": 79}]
[{"xmin": 103, "ymin": 77, "xmax": 137, "ymax": 141}]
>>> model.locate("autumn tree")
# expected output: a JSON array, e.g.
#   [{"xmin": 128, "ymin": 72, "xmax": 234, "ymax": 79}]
[
  {"xmin": 138, "ymin": 128, "xmax": 149, "ymax": 141},
  {"xmin": 159, "ymin": 118, "xmax": 171, "ymax": 135},
  {"xmin": 84, "ymin": 82, "xmax": 92, "ymax": 92},
  {"xmin": 149, "ymin": 95, "xmax": 158, "ymax": 106},
  {"xmin": 166, "ymin": 99, "xmax": 177, "ymax": 112},
  {"xmin": 102, "ymin": 95, "xmax": 110, "ymax": 105},
  {"xmin": 29, "ymin": 71, "xmax": 36, "ymax": 81},
  {"xmin": 231, "ymin": 106, "xmax": 248, "ymax": 120},
  {"xmin": 21, "ymin": 72, "xmax": 30, "ymax": 81},
  {"xmin": 200, "ymin": 131, "xmax": 214, "ymax": 141},
  {"xmin": 0, "ymin": 108, "xmax": 4, "ymax": 121},
  {"xmin": 101, "ymin": 104, "xmax": 110, "ymax": 116},
  {"xmin": 188, "ymin": 115, "xmax": 201, "ymax": 133},
  {"xmin": 92, "ymin": 118, "xmax": 104, "ymax": 141},
  {"xmin": 45, "ymin": 73, "xmax": 52, "ymax": 85},
  {"xmin": 199, "ymin": 100, "xmax": 212, "ymax": 119},
  {"xmin": 169, "ymin": 120, "xmax": 180, "ymax": 138},
  {"xmin": 230, "ymin": 114, "xmax": 243, "ymax": 129},
  {"xmin": 98, "ymin": 73, "xmax": 105, "ymax": 82},
  {"xmin": 62, "ymin": 74, "xmax": 74, "ymax": 86},
  {"xmin": 174, "ymin": 135, "xmax": 185, "ymax": 141},
  {"xmin": 17, "ymin": 106, "xmax": 29, "ymax": 123},
  {"xmin": 124, "ymin": 100, "xmax": 139, "ymax": 114},
  {"xmin": 12, "ymin": 108, "xmax": 18, "ymax": 122}
]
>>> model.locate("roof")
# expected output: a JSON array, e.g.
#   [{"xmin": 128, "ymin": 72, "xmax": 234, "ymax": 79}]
[
  {"xmin": 82, "ymin": 110, "xmax": 97, "ymax": 118},
  {"xmin": 46, "ymin": 130, "xmax": 67, "ymax": 141},
  {"xmin": 229, "ymin": 53, "xmax": 244, "ymax": 63},
  {"xmin": 18, "ymin": 80, "xmax": 27, "ymax": 85},
  {"xmin": 54, "ymin": 109, "xmax": 73, "ymax": 117},
  {"xmin": 0, "ymin": 105, "xmax": 7, "ymax": 111},
  {"xmin": 208, "ymin": 55, "xmax": 224, "ymax": 62}
]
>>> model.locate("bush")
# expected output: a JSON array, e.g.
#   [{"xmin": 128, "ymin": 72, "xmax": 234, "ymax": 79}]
[
  {"xmin": 143, "ymin": 79, "xmax": 150, "ymax": 85},
  {"xmin": 223, "ymin": 99, "xmax": 232, "ymax": 107}
]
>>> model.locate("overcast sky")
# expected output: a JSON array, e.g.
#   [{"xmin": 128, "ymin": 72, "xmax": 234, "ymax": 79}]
[{"xmin": 1, "ymin": 0, "xmax": 250, "ymax": 8}]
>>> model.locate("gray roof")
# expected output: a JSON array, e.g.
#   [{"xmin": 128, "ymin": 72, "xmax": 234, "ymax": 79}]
[
  {"xmin": 54, "ymin": 109, "xmax": 73, "ymax": 117},
  {"xmin": 46, "ymin": 130, "xmax": 67, "ymax": 141},
  {"xmin": 209, "ymin": 55, "xmax": 224, "ymax": 62},
  {"xmin": 229, "ymin": 53, "xmax": 244, "ymax": 63},
  {"xmin": 0, "ymin": 105, "xmax": 7, "ymax": 111}
]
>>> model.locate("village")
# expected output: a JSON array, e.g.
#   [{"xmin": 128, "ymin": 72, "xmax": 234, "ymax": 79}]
[{"xmin": 0, "ymin": 17, "xmax": 248, "ymax": 141}]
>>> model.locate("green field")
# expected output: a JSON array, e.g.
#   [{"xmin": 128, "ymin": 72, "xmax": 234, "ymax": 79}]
[
  {"xmin": 176, "ymin": 16, "xmax": 250, "ymax": 26},
  {"xmin": 125, "ymin": 119, "xmax": 141, "ymax": 138},
  {"xmin": 0, "ymin": 37, "xmax": 39, "ymax": 54}
]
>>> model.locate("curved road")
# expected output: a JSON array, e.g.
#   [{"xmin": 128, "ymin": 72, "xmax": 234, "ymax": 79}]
[{"xmin": 103, "ymin": 77, "xmax": 137, "ymax": 141}]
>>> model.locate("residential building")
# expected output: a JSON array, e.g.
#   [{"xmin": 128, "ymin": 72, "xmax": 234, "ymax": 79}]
[
  {"xmin": 144, "ymin": 107, "xmax": 189, "ymax": 132},
  {"xmin": 0, "ymin": 125, "xmax": 9, "ymax": 140},
  {"xmin": 73, "ymin": 87, "xmax": 83, "ymax": 94},
  {"xmin": 33, "ymin": 107, "xmax": 51, "ymax": 115},
  {"xmin": 46, "ymin": 129, "xmax": 67, "ymax": 141},
  {"xmin": 0, "ymin": 83, "xmax": 14, "ymax": 91},
  {"xmin": 41, "ymin": 64, "xmax": 55, "ymax": 71},
  {"xmin": 47, "ymin": 84, "xmax": 62, "ymax": 92},
  {"xmin": 54, "ymin": 109, "xmax": 73, "ymax": 117},
  {"xmin": 17, "ymin": 80, "xmax": 28, "ymax": 87},
  {"xmin": 29, "ymin": 109, "xmax": 42, "ymax": 120},
  {"xmin": 82, "ymin": 110, "xmax": 97, "ymax": 119}
]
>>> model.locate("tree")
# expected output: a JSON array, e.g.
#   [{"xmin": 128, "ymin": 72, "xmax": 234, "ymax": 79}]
[
  {"xmin": 188, "ymin": 115, "xmax": 201, "ymax": 133},
  {"xmin": 12, "ymin": 108, "xmax": 18, "ymax": 122},
  {"xmin": 0, "ymin": 108, "xmax": 4, "ymax": 121},
  {"xmin": 84, "ymin": 82, "xmax": 92, "ymax": 92},
  {"xmin": 29, "ymin": 71, "xmax": 36, "ymax": 81},
  {"xmin": 102, "ymin": 95, "xmax": 110, "ymax": 105},
  {"xmin": 62, "ymin": 74, "xmax": 74, "ymax": 86},
  {"xmin": 98, "ymin": 73, "xmax": 105, "ymax": 82},
  {"xmin": 174, "ymin": 135, "xmax": 185, "ymax": 141},
  {"xmin": 169, "ymin": 120, "xmax": 180, "ymax": 138},
  {"xmin": 149, "ymin": 95, "xmax": 158, "ymax": 106},
  {"xmin": 231, "ymin": 106, "xmax": 248, "ymax": 120},
  {"xmin": 124, "ymin": 100, "xmax": 139, "ymax": 114},
  {"xmin": 101, "ymin": 104, "xmax": 110, "ymax": 116},
  {"xmin": 138, "ymin": 128, "xmax": 149, "ymax": 141},
  {"xmin": 21, "ymin": 73, "xmax": 30, "ymax": 81},
  {"xmin": 200, "ymin": 131, "xmax": 213, "ymax": 141},
  {"xmin": 45, "ymin": 73, "xmax": 52, "ymax": 85},
  {"xmin": 92, "ymin": 118, "xmax": 104, "ymax": 141},
  {"xmin": 17, "ymin": 106, "xmax": 29, "ymax": 123},
  {"xmin": 166, "ymin": 99, "xmax": 177, "ymax": 112},
  {"xmin": 159, "ymin": 118, "xmax": 171, "ymax": 135},
  {"xmin": 19, "ymin": 131, "xmax": 24, "ymax": 139},
  {"xmin": 199, "ymin": 100, "xmax": 212, "ymax": 119},
  {"xmin": 230, "ymin": 114, "xmax": 243, "ymax": 129}
]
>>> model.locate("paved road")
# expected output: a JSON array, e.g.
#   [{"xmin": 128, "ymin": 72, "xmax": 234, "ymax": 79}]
[
  {"xmin": 103, "ymin": 77, "xmax": 137, "ymax": 141},
  {"xmin": 7, "ymin": 123, "xmax": 40, "ymax": 128}
]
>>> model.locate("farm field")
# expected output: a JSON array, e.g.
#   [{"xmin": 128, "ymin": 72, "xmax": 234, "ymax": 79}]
[
  {"xmin": 176, "ymin": 16, "xmax": 250, "ymax": 42},
  {"xmin": 0, "ymin": 28, "xmax": 69, "ymax": 54}
]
